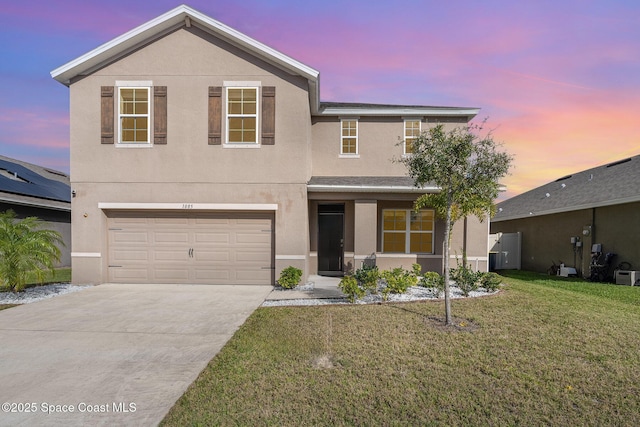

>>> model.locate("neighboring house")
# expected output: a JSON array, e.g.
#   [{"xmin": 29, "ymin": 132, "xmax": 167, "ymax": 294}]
[
  {"xmin": 491, "ymin": 155, "xmax": 640, "ymax": 276},
  {"xmin": 51, "ymin": 5, "xmax": 486, "ymax": 286},
  {"xmin": 0, "ymin": 155, "xmax": 71, "ymax": 267}
]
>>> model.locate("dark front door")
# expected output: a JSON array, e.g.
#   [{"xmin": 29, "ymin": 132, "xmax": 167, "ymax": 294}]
[{"xmin": 318, "ymin": 204, "xmax": 344, "ymax": 276}]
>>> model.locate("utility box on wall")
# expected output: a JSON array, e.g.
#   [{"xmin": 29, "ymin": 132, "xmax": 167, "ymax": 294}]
[{"xmin": 615, "ymin": 270, "xmax": 640, "ymax": 286}]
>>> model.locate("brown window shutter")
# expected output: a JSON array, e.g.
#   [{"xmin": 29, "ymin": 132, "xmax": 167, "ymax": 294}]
[
  {"xmin": 208, "ymin": 86, "xmax": 222, "ymax": 145},
  {"xmin": 101, "ymin": 86, "xmax": 114, "ymax": 144},
  {"xmin": 261, "ymin": 86, "xmax": 276, "ymax": 145},
  {"xmin": 154, "ymin": 86, "xmax": 167, "ymax": 144}
]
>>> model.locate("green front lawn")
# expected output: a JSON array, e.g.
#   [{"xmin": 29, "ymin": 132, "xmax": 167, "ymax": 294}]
[{"xmin": 162, "ymin": 272, "xmax": 640, "ymax": 426}]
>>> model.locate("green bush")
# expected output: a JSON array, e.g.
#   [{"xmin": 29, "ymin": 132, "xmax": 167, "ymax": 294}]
[
  {"xmin": 338, "ymin": 275, "xmax": 364, "ymax": 303},
  {"xmin": 381, "ymin": 267, "xmax": 417, "ymax": 299},
  {"xmin": 450, "ymin": 263, "xmax": 482, "ymax": 297},
  {"xmin": 412, "ymin": 263, "xmax": 422, "ymax": 277},
  {"xmin": 354, "ymin": 264, "xmax": 380, "ymax": 294},
  {"xmin": 277, "ymin": 266, "xmax": 303, "ymax": 289},
  {"xmin": 0, "ymin": 210, "xmax": 63, "ymax": 292},
  {"xmin": 480, "ymin": 272, "xmax": 502, "ymax": 292},
  {"xmin": 419, "ymin": 271, "xmax": 444, "ymax": 295}
]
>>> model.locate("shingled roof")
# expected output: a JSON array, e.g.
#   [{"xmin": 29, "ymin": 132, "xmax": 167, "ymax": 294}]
[
  {"xmin": 308, "ymin": 176, "xmax": 439, "ymax": 193},
  {"xmin": 493, "ymin": 154, "xmax": 640, "ymax": 222},
  {"xmin": 318, "ymin": 102, "xmax": 479, "ymax": 118}
]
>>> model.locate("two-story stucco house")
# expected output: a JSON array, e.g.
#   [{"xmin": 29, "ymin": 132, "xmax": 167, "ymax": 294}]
[{"xmin": 51, "ymin": 5, "xmax": 487, "ymax": 286}]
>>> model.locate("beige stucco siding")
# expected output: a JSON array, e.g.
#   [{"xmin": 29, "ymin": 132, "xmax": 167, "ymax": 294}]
[
  {"xmin": 311, "ymin": 118, "xmax": 463, "ymax": 177},
  {"xmin": 70, "ymin": 27, "xmax": 311, "ymax": 185}
]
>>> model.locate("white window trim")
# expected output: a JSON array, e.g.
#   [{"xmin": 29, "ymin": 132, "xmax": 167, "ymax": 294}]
[
  {"xmin": 403, "ymin": 119, "xmax": 421, "ymax": 156},
  {"xmin": 116, "ymin": 82, "xmax": 152, "ymax": 146},
  {"xmin": 225, "ymin": 86, "xmax": 259, "ymax": 146},
  {"xmin": 382, "ymin": 209, "xmax": 435, "ymax": 254},
  {"xmin": 340, "ymin": 118, "xmax": 359, "ymax": 155}
]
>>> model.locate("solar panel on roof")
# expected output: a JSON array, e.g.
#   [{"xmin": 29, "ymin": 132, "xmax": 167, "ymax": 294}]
[{"xmin": 0, "ymin": 159, "xmax": 70, "ymax": 203}]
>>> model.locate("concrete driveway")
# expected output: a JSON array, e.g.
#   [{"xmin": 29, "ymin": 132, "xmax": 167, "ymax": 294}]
[{"xmin": 0, "ymin": 283, "xmax": 271, "ymax": 426}]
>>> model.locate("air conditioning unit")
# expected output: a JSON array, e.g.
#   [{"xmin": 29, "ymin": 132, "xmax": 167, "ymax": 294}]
[{"xmin": 615, "ymin": 270, "xmax": 640, "ymax": 286}]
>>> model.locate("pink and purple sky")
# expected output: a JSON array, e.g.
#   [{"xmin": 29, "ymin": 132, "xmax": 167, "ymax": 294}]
[{"xmin": 1, "ymin": 0, "xmax": 639, "ymax": 199}]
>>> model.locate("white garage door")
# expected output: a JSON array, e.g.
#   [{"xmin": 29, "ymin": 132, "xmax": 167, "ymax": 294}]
[{"xmin": 107, "ymin": 212, "xmax": 274, "ymax": 285}]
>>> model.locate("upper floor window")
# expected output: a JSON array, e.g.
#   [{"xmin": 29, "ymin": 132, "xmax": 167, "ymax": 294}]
[
  {"xmin": 382, "ymin": 209, "xmax": 434, "ymax": 253},
  {"xmin": 227, "ymin": 87, "xmax": 258, "ymax": 144},
  {"xmin": 341, "ymin": 119, "xmax": 358, "ymax": 155},
  {"xmin": 119, "ymin": 87, "xmax": 150, "ymax": 144},
  {"xmin": 404, "ymin": 120, "xmax": 421, "ymax": 154}
]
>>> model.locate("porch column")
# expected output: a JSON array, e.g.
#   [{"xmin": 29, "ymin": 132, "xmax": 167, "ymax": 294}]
[{"xmin": 354, "ymin": 199, "xmax": 377, "ymax": 269}]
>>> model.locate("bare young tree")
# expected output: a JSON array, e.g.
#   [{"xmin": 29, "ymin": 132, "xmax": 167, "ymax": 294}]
[{"xmin": 400, "ymin": 123, "xmax": 512, "ymax": 325}]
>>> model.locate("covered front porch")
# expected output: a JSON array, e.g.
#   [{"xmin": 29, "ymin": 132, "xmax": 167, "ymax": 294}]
[{"xmin": 307, "ymin": 176, "xmax": 449, "ymax": 276}]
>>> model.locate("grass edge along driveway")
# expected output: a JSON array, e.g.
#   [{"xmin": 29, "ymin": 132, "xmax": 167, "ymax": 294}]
[{"xmin": 163, "ymin": 271, "xmax": 640, "ymax": 426}]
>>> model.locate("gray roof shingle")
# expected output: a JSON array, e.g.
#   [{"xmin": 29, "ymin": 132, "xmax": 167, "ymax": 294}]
[{"xmin": 493, "ymin": 154, "xmax": 640, "ymax": 221}]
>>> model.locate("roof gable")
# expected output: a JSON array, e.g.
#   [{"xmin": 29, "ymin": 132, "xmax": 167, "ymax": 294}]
[
  {"xmin": 51, "ymin": 4, "xmax": 320, "ymax": 110},
  {"xmin": 493, "ymin": 154, "xmax": 640, "ymax": 221}
]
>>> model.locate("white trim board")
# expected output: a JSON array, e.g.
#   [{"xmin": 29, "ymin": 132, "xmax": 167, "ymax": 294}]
[
  {"xmin": 98, "ymin": 203, "xmax": 278, "ymax": 211},
  {"xmin": 71, "ymin": 252, "xmax": 102, "ymax": 258}
]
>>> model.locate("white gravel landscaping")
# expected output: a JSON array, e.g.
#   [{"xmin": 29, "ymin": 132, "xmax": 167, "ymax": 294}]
[
  {"xmin": 261, "ymin": 285, "xmax": 498, "ymax": 307},
  {"xmin": 0, "ymin": 283, "xmax": 91, "ymax": 304}
]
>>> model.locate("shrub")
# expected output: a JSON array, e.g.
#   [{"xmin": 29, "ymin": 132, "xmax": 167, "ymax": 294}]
[
  {"xmin": 480, "ymin": 272, "xmax": 502, "ymax": 292},
  {"xmin": 419, "ymin": 271, "xmax": 444, "ymax": 296},
  {"xmin": 354, "ymin": 264, "xmax": 380, "ymax": 294},
  {"xmin": 412, "ymin": 263, "xmax": 422, "ymax": 277},
  {"xmin": 338, "ymin": 275, "xmax": 364, "ymax": 303},
  {"xmin": 277, "ymin": 266, "xmax": 303, "ymax": 289},
  {"xmin": 381, "ymin": 267, "xmax": 417, "ymax": 299},
  {"xmin": 450, "ymin": 263, "xmax": 482, "ymax": 297},
  {"xmin": 0, "ymin": 210, "xmax": 63, "ymax": 292}
]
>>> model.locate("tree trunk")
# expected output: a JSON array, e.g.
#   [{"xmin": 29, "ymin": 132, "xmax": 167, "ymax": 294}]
[{"xmin": 443, "ymin": 195, "xmax": 453, "ymax": 326}]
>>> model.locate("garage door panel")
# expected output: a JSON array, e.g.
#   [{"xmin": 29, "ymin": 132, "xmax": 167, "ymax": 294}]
[
  {"xmin": 111, "ymin": 250, "xmax": 149, "ymax": 262},
  {"xmin": 153, "ymin": 231, "xmax": 189, "ymax": 243},
  {"xmin": 194, "ymin": 217, "xmax": 231, "ymax": 226},
  {"xmin": 235, "ymin": 250, "xmax": 271, "ymax": 263},
  {"xmin": 154, "ymin": 250, "xmax": 190, "ymax": 261},
  {"xmin": 112, "ymin": 231, "xmax": 149, "ymax": 244},
  {"xmin": 153, "ymin": 268, "xmax": 190, "ymax": 281},
  {"xmin": 107, "ymin": 212, "xmax": 273, "ymax": 285},
  {"xmin": 153, "ymin": 217, "xmax": 190, "ymax": 226},
  {"xmin": 193, "ymin": 269, "xmax": 231, "ymax": 281},
  {"xmin": 235, "ymin": 232, "xmax": 271, "ymax": 245},
  {"xmin": 194, "ymin": 250, "xmax": 230, "ymax": 262},
  {"xmin": 111, "ymin": 267, "xmax": 149, "ymax": 281},
  {"xmin": 194, "ymin": 232, "xmax": 230, "ymax": 244},
  {"xmin": 110, "ymin": 217, "xmax": 149, "ymax": 226}
]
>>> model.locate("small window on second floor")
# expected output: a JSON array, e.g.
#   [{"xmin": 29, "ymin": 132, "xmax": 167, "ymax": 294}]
[
  {"xmin": 341, "ymin": 119, "xmax": 358, "ymax": 155},
  {"xmin": 404, "ymin": 120, "xmax": 421, "ymax": 155},
  {"xmin": 119, "ymin": 87, "xmax": 150, "ymax": 144}
]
